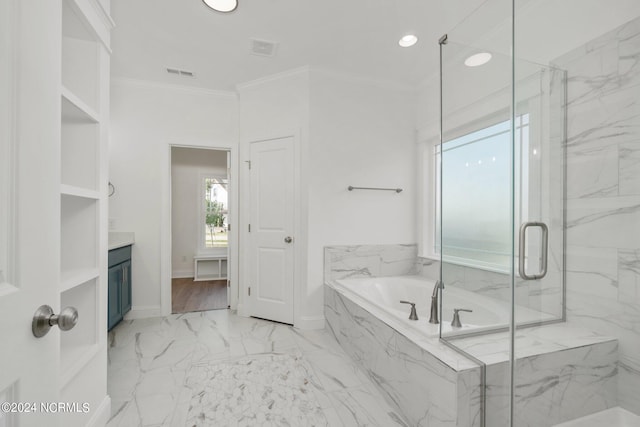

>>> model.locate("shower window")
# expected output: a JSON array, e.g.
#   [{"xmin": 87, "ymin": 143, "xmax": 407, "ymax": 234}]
[{"xmin": 433, "ymin": 114, "xmax": 529, "ymax": 272}]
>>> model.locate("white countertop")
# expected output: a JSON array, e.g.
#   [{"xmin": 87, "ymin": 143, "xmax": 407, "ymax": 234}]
[{"xmin": 108, "ymin": 232, "xmax": 135, "ymax": 250}]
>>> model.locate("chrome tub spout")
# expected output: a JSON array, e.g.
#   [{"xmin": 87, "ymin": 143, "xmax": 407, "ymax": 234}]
[{"xmin": 429, "ymin": 280, "xmax": 443, "ymax": 324}]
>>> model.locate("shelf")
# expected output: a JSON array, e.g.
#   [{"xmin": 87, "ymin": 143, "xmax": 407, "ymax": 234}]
[
  {"xmin": 61, "ymin": 118, "xmax": 98, "ymax": 191},
  {"xmin": 61, "ymin": 268, "xmax": 100, "ymax": 292},
  {"xmin": 61, "ymin": 86, "xmax": 99, "ymax": 123},
  {"xmin": 60, "ymin": 279, "xmax": 98, "ymax": 379},
  {"xmin": 61, "ymin": 184, "xmax": 100, "ymax": 200},
  {"xmin": 61, "ymin": 196, "xmax": 97, "ymax": 273},
  {"xmin": 194, "ymin": 256, "xmax": 228, "ymax": 281},
  {"xmin": 61, "ymin": 343, "xmax": 99, "ymax": 388},
  {"xmin": 195, "ymin": 275, "xmax": 228, "ymax": 282}
]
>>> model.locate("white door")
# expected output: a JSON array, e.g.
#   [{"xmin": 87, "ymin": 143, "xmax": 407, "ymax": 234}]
[
  {"xmin": 248, "ymin": 137, "xmax": 295, "ymax": 324},
  {"xmin": 0, "ymin": 1, "xmax": 61, "ymax": 425}
]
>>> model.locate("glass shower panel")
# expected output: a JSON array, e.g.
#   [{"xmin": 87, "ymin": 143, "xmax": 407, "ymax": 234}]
[
  {"xmin": 438, "ymin": 1, "xmax": 515, "ymax": 422},
  {"xmin": 439, "ymin": 39, "xmax": 513, "ymax": 337},
  {"xmin": 510, "ymin": 55, "xmax": 567, "ymax": 427}
]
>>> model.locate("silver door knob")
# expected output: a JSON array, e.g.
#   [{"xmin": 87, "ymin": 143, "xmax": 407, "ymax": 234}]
[
  {"xmin": 32, "ymin": 305, "xmax": 78, "ymax": 338},
  {"xmin": 284, "ymin": 236, "xmax": 293, "ymax": 243}
]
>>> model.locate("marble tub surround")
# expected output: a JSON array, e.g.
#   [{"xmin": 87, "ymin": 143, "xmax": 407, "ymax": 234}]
[
  {"xmin": 106, "ymin": 310, "xmax": 406, "ymax": 427},
  {"xmin": 325, "ymin": 279, "xmax": 619, "ymax": 427},
  {"xmin": 418, "ymin": 258, "xmax": 564, "ymax": 319},
  {"xmin": 553, "ymin": 15, "xmax": 640, "ymax": 416},
  {"xmin": 324, "ymin": 244, "xmax": 420, "ymax": 281},
  {"xmin": 325, "ymin": 283, "xmax": 482, "ymax": 426}
]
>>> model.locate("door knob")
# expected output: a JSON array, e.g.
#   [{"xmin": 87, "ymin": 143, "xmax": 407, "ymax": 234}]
[
  {"xmin": 32, "ymin": 305, "xmax": 78, "ymax": 338},
  {"xmin": 284, "ymin": 236, "xmax": 293, "ymax": 244}
]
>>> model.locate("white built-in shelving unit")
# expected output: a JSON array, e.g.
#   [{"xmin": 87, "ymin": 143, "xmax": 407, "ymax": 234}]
[{"xmin": 59, "ymin": 0, "xmax": 112, "ymax": 421}]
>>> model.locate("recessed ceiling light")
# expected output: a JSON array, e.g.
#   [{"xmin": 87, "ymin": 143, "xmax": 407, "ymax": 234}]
[
  {"xmin": 464, "ymin": 52, "xmax": 492, "ymax": 67},
  {"xmin": 398, "ymin": 34, "xmax": 418, "ymax": 48},
  {"xmin": 202, "ymin": 0, "xmax": 237, "ymax": 13}
]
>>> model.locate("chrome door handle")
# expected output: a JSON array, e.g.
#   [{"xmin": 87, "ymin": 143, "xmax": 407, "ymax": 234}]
[
  {"xmin": 518, "ymin": 222, "xmax": 549, "ymax": 280},
  {"xmin": 284, "ymin": 236, "xmax": 293, "ymax": 244},
  {"xmin": 32, "ymin": 305, "xmax": 78, "ymax": 338}
]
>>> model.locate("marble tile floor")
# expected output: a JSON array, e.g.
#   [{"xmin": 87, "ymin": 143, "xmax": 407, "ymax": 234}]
[{"xmin": 107, "ymin": 310, "xmax": 408, "ymax": 427}]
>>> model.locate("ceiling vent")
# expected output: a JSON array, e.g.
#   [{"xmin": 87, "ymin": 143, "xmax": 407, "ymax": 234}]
[
  {"xmin": 166, "ymin": 67, "xmax": 196, "ymax": 78},
  {"xmin": 250, "ymin": 39, "xmax": 278, "ymax": 57}
]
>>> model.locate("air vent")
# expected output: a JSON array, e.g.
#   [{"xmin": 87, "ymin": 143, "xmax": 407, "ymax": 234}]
[
  {"xmin": 166, "ymin": 67, "xmax": 196, "ymax": 78},
  {"xmin": 250, "ymin": 39, "xmax": 278, "ymax": 57}
]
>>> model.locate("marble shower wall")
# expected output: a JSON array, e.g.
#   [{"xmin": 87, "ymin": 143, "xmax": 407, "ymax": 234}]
[{"xmin": 552, "ymin": 16, "xmax": 640, "ymax": 415}]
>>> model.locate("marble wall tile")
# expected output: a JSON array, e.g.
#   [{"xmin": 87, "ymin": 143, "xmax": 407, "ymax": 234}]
[
  {"xmin": 556, "ymin": 16, "xmax": 640, "ymax": 417},
  {"xmin": 484, "ymin": 341, "xmax": 618, "ymax": 427},
  {"xmin": 324, "ymin": 244, "xmax": 419, "ymax": 281},
  {"xmin": 618, "ymin": 249, "xmax": 640, "ymax": 303},
  {"xmin": 566, "ymin": 143, "xmax": 619, "ymax": 199},
  {"xmin": 618, "ymin": 357, "xmax": 640, "ymax": 414},
  {"xmin": 565, "ymin": 195, "xmax": 640, "ymax": 249},
  {"xmin": 619, "ymin": 142, "xmax": 640, "ymax": 196}
]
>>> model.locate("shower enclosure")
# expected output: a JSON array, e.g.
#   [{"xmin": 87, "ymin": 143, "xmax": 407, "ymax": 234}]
[{"xmin": 434, "ymin": 0, "xmax": 640, "ymax": 425}]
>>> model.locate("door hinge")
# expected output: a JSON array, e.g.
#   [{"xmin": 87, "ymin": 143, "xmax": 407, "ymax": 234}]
[
  {"xmin": 248, "ymin": 286, "xmax": 251, "ymax": 296},
  {"xmin": 248, "ymin": 224, "xmax": 251, "ymax": 232}
]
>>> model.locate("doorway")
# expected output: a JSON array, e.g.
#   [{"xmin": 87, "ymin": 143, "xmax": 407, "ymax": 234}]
[{"xmin": 170, "ymin": 146, "xmax": 231, "ymax": 313}]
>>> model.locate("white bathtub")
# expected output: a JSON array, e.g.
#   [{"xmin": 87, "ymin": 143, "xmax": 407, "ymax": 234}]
[{"xmin": 333, "ymin": 275, "xmax": 553, "ymax": 337}]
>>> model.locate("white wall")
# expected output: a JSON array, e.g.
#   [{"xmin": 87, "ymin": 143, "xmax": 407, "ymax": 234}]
[
  {"xmin": 237, "ymin": 68, "xmax": 417, "ymax": 328},
  {"xmin": 171, "ymin": 147, "xmax": 228, "ymax": 277},
  {"xmin": 305, "ymin": 70, "xmax": 418, "ymax": 319},
  {"xmin": 109, "ymin": 79, "xmax": 238, "ymax": 317},
  {"xmin": 237, "ymin": 67, "xmax": 311, "ymax": 326}
]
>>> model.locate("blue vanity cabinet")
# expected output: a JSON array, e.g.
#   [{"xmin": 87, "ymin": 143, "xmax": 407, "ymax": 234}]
[{"xmin": 108, "ymin": 245, "xmax": 132, "ymax": 331}]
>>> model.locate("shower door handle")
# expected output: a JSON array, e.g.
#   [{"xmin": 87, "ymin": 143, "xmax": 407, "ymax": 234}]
[{"xmin": 518, "ymin": 222, "xmax": 548, "ymax": 280}]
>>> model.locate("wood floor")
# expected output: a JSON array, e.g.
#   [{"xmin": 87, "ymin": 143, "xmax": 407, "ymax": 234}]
[{"xmin": 171, "ymin": 277, "xmax": 228, "ymax": 314}]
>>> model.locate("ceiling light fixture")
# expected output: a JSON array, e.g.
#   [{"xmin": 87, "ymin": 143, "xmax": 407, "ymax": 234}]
[
  {"xmin": 464, "ymin": 52, "xmax": 492, "ymax": 67},
  {"xmin": 202, "ymin": 0, "xmax": 237, "ymax": 13},
  {"xmin": 398, "ymin": 34, "xmax": 418, "ymax": 48}
]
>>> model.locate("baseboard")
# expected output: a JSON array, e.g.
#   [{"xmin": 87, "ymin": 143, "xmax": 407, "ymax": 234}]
[
  {"xmin": 172, "ymin": 270, "xmax": 194, "ymax": 279},
  {"xmin": 124, "ymin": 305, "xmax": 162, "ymax": 320},
  {"xmin": 295, "ymin": 315, "xmax": 325, "ymax": 330},
  {"xmin": 236, "ymin": 303, "xmax": 249, "ymax": 318},
  {"xmin": 87, "ymin": 395, "xmax": 111, "ymax": 427}
]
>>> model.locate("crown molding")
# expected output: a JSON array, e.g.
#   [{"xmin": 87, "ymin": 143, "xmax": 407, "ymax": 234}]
[
  {"xmin": 111, "ymin": 77, "xmax": 238, "ymax": 98},
  {"xmin": 235, "ymin": 66, "xmax": 311, "ymax": 91}
]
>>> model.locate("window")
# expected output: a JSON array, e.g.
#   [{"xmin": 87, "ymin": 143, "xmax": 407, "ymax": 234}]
[
  {"xmin": 202, "ymin": 176, "xmax": 228, "ymax": 249},
  {"xmin": 432, "ymin": 114, "xmax": 529, "ymax": 271}
]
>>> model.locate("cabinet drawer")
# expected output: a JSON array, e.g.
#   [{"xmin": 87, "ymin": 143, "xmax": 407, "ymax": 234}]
[{"xmin": 109, "ymin": 245, "xmax": 131, "ymax": 267}]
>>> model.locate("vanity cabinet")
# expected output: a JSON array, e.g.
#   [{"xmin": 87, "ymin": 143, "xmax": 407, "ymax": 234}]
[{"xmin": 108, "ymin": 245, "xmax": 132, "ymax": 330}]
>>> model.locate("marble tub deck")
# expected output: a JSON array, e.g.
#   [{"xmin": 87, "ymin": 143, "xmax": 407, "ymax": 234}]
[{"xmin": 107, "ymin": 309, "xmax": 407, "ymax": 427}]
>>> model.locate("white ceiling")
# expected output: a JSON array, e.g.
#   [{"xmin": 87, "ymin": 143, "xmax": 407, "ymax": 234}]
[
  {"xmin": 110, "ymin": 0, "xmax": 487, "ymax": 91},
  {"xmin": 111, "ymin": 0, "xmax": 640, "ymax": 92}
]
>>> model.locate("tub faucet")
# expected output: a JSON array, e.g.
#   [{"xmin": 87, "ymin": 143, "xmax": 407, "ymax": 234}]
[
  {"xmin": 399, "ymin": 301, "xmax": 419, "ymax": 321},
  {"xmin": 451, "ymin": 308, "xmax": 473, "ymax": 328},
  {"xmin": 429, "ymin": 280, "xmax": 444, "ymax": 324}
]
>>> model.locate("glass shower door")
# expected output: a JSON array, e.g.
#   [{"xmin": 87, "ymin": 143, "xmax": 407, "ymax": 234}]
[{"xmin": 437, "ymin": 0, "xmax": 566, "ymax": 424}]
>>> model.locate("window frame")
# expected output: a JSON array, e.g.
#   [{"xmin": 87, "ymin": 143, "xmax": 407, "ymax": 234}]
[
  {"xmin": 419, "ymin": 105, "xmax": 538, "ymax": 275},
  {"xmin": 198, "ymin": 173, "xmax": 229, "ymax": 253}
]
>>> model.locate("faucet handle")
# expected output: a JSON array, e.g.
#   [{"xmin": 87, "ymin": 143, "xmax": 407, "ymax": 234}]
[
  {"xmin": 399, "ymin": 301, "xmax": 419, "ymax": 321},
  {"xmin": 451, "ymin": 308, "xmax": 473, "ymax": 328}
]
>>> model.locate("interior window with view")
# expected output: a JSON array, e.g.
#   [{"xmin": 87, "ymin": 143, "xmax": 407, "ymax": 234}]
[
  {"xmin": 204, "ymin": 177, "xmax": 228, "ymax": 248},
  {"xmin": 436, "ymin": 114, "xmax": 529, "ymax": 270}
]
